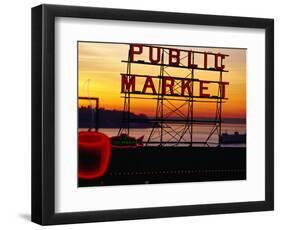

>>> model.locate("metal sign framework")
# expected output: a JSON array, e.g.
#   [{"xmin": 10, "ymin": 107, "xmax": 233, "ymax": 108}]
[
  {"xmin": 79, "ymin": 97, "xmax": 99, "ymax": 132},
  {"xmin": 118, "ymin": 45, "xmax": 228, "ymax": 147}
]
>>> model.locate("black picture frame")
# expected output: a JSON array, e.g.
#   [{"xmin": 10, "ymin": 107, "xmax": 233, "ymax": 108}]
[{"xmin": 31, "ymin": 4, "xmax": 274, "ymax": 225}]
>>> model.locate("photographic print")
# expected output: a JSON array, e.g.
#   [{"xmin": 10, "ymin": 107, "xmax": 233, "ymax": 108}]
[
  {"xmin": 78, "ymin": 42, "xmax": 246, "ymax": 187},
  {"xmin": 31, "ymin": 5, "xmax": 274, "ymax": 224}
]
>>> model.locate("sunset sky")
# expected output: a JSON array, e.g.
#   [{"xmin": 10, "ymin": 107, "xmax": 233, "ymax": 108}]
[{"xmin": 78, "ymin": 42, "xmax": 246, "ymax": 119}]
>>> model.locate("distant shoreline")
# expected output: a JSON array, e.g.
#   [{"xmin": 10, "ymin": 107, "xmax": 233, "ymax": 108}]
[
  {"xmin": 79, "ymin": 122, "xmax": 246, "ymax": 130},
  {"xmin": 78, "ymin": 107, "xmax": 246, "ymax": 129}
]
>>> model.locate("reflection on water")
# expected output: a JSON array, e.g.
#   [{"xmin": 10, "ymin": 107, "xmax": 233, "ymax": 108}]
[{"xmin": 79, "ymin": 123, "xmax": 246, "ymax": 147}]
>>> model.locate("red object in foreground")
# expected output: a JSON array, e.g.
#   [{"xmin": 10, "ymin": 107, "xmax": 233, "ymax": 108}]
[{"xmin": 78, "ymin": 131, "xmax": 111, "ymax": 179}]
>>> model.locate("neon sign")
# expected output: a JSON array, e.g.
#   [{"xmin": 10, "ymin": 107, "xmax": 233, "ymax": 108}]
[{"xmin": 121, "ymin": 44, "xmax": 229, "ymax": 99}]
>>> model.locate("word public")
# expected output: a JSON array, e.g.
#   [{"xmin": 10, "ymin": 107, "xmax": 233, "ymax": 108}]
[{"xmin": 129, "ymin": 44, "xmax": 228, "ymax": 71}]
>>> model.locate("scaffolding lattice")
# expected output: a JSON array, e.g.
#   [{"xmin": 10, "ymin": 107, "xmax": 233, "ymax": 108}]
[{"xmin": 118, "ymin": 45, "xmax": 228, "ymax": 147}]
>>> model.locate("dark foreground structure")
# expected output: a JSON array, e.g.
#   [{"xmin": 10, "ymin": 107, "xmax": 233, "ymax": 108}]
[{"xmin": 79, "ymin": 147, "xmax": 246, "ymax": 187}]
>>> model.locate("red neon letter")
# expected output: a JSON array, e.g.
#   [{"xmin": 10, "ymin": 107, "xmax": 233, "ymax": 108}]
[
  {"xmin": 199, "ymin": 81, "xmax": 210, "ymax": 98},
  {"xmin": 121, "ymin": 74, "xmax": 135, "ymax": 93},
  {"xmin": 188, "ymin": 51, "xmax": 198, "ymax": 68},
  {"xmin": 181, "ymin": 79, "xmax": 192, "ymax": 96},
  {"xmin": 130, "ymin": 44, "xmax": 143, "ymax": 62},
  {"xmin": 204, "ymin": 52, "xmax": 208, "ymax": 69},
  {"xmin": 149, "ymin": 47, "xmax": 161, "ymax": 64},
  {"xmin": 219, "ymin": 82, "xmax": 229, "ymax": 98},
  {"xmin": 169, "ymin": 48, "xmax": 180, "ymax": 66},
  {"xmin": 142, "ymin": 76, "xmax": 156, "ymax": 94},
  {"xmin": 163, "ymin": 77, "xmax": 174, "ymax": 95},
  {"xmin": 215, "ymin": 53, "xmax": 226, "ymax": 71}
]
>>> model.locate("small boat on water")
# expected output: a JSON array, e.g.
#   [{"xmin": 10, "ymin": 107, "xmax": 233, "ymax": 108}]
[
  {"xmin": 220, "ymin": 131, "xmax": 246, "ymax": 144},
  {"xmin": 110, "ymin": 134, "xmax": 144, "ymax": 148}
]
